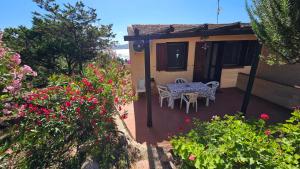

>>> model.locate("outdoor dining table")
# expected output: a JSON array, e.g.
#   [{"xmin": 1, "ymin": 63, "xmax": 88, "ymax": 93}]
[{"xmin": 166, "ymin": 82, "xmax": 214, "ymax": 109}]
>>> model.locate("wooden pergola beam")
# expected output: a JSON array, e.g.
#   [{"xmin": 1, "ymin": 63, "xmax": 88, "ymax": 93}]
[
  {"xmin": 241, "ymin": 44, "xmax": 262, "ymax": 115},
  {"xmin": 124, "ymin": 29, "xmax": 253, "ymax": 41},
  {"xmin": 144, "ymin": 37, "xmax": 153, "ymax": 127}
]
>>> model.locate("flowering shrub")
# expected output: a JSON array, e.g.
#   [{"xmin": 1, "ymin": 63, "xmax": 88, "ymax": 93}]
[
  {"xmin": 171, "ymin": 110, "xmax": 300, "ymax": 169},
  {"xmin": 1, "ymin": 54, "xmax": 134, "ymax": 168},
  {"xmin": 0, "ymin": 33, "xmax": 36, "ymax": 117}
]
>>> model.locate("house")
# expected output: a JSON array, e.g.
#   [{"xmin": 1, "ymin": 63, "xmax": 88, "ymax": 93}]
[
  {"xmin": 126, "ymin": 23, "xmax": 259, "ymax": 89},
  {"xmin": 124, "ymin": 22, "xmax": 299, "ymax": 127}
]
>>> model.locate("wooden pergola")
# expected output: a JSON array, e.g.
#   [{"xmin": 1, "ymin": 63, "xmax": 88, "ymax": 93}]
[{"xmin": 124, "ymin": 23, "xmax": 262, "ymax": 127}]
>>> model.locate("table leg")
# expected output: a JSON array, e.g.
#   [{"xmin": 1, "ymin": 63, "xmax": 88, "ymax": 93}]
[{"xmin": 206, "ymin": 97, "xmax": 209, "ymax": 107}]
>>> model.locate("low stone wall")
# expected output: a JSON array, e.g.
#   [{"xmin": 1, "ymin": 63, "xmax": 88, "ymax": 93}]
[{"xmin": 236, "ymin": 73, "xmax": 300, "ymax": 109}]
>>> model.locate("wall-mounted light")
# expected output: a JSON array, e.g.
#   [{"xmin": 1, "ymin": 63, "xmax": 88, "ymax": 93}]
[{"xmin": 176, "ymin": 49, "xmax": 180, "ymax": 59}]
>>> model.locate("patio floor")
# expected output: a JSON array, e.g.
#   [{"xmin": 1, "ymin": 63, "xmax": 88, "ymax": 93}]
[{"xmin": 122, "ymin": 87, "xmax": 291, "ymax": 145}]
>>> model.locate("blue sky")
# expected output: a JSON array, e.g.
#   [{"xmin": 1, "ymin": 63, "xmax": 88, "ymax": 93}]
[{"xmin": 0, "ymin": 0, "xmax": 251, "ymax": 44}]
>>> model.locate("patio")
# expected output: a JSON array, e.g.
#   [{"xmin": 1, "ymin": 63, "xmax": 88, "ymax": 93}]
[{"xmin": 122, "ymin": 87, "xmax": 291, "ymax": 145}]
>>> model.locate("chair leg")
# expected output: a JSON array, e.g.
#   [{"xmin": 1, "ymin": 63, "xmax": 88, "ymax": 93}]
[
  {"xmin": 196, "ymin": 101, "xmax": 198, "ymax": 112},
  {"xmin": 206, "ymin": 98, "xmax": 209, "ymax": 107},
  {"xmin": 186, "ymin": 102, "xmax": 190, "ymax": 114},
  {"xmin": 160, "ymin": 98, "xmax": 163, "ymax": 107}
]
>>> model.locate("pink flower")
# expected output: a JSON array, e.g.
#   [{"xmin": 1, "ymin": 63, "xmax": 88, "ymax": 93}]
[
  {"xmin": 32, "ymin": 71, "xmax": 37, "ymax": 76},
  {"xmin": 11, "ymin": 53, "xmax": 21, "ymax": 65},
  {"xmin": 5, "ymin": 148, "xmax": 13, "ymax": 155},
  {"xmin": 188, "ymin": 154, "xmax": 196, "ymax": 161},
  {"xmin": 0, "ymin": 48, "xmax": 6, "ymax": 58},
  {"xmin": 2, "ymin": 109, "xmax": 11, "ymax": 115},
  {"xmin": 4, "ymin": 103, "xmax": 11, "ymax": 109},
  {"xmin": 108, "ymin": 79, "xmax": 113, "ymax": 84},
  {"xmin": 260, "ymin": 113, "xmax": 270, "ymax": 121},
  {"xmin": 18, "ymin": 111, "xmax": 26, "ymax": 117},
  {"xmin": 21, "ymin": 65, "xmax": 33, "ymax": 74},
  {"xmin": 3, "ymin": 86, "xmax": 15, "ymax": 93}
]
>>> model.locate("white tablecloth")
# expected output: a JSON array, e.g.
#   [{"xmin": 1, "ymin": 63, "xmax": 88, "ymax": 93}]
[{"xmin": 166, "ymin": 82, "xmax": 214, "ymax": 107}]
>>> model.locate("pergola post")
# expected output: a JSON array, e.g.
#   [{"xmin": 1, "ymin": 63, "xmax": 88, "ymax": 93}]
[
  {"xmin": 241, "ymin": 44, "xmax": 262, "ymax": 115},
  {"xmin": 144, "ymin": 38, "xmax": 152, "ymax": 127}
]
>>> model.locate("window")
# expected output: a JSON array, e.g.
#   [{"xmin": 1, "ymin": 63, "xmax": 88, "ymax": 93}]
[
  {"xmin": 222, "ymin": 42, "xmax": 242, "ymax": 66},
  {"xmin": 156, "ymin": 42, "xmax": 188, "ymax": 71},
  {"xmin": 222, "ymin": 41, "xmax": 259, "ymax": 67}
]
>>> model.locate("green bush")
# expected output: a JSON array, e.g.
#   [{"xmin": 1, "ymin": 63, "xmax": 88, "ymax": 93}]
[{"xmin": 171, "ymin": 111, "xmax": 300, "ymax": 169}]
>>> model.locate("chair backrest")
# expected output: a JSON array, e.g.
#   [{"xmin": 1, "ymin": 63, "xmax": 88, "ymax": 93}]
[
  {"xmin": 175, "ymin": 78, "xmax": 188, "ymax": 84},
  {"xmin": 138, "ymin": 79, "xmax": 145, "ymax": 89},
  {"xmin": 157, "ymin": 85, "xmax": 169, "ymax": 96},
  {"xmin": 206, "ymin": 81, "xmax": 219, "ymax": 94},
  {"xmin": 183, "ymin": 92, "xmax": 198, "ymax": 102}
]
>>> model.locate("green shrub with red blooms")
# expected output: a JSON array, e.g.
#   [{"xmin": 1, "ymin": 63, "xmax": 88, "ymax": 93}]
[
  {"xmin": 1, "ymin": 61, "xmax": 134, "ymax": 168},
  {"xmin": 171, "ymin": 110, "xmax": 300, "ymax": 169}
]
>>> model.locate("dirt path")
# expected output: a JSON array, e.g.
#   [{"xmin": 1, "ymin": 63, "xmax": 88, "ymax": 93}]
[{"xmin": 114, "ymin": 115, "xmax": 176, "ymax": 169}]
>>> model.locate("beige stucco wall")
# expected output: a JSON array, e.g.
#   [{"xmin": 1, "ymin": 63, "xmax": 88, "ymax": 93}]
[
  {"xmin": 221, "ymin": 66, "xmax": 251, "ymax": 88},
  {"xmin": 256, "ymin": 62, "xmax": 300, "ymax": 88},
  {"xmin": 128, "ymin": 32, "xmax": 257, "ymax": 90},
  {"xmin": 236, "ymin": 73, "xmax": 300, "ymax": 109}
]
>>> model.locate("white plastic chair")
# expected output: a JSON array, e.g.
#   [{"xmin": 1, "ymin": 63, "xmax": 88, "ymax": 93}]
[
  {"xmin": 157, "ymin": 85, "xmax": 171, "ymax": 107},
  {"xmin": 175, "ymin": 78, "xmax": 188, "ymax": 84},
  {"xmin": 136, "ymin": 79, "xmax": 146, "ymax": 94},
  {"xmin": 205, "ymin": 81, "xmax": 219, "ymax": 102},
  {"xmin": 180, "ymin": 92, "xmax": 198, "ymax": 114}
]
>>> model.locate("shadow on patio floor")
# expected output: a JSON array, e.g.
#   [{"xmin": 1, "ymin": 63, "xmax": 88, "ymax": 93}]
[{"xmin": 123, "ymin": 87, "xmax": 291, "ymax": 145}]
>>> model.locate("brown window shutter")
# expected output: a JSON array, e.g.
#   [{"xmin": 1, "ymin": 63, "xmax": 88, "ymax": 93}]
[{"xmin": 156, "ymin": 43, "xmax": 167, "ymax": 71}]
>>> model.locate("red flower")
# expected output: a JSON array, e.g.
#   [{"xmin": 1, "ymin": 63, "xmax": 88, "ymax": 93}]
[
  {"xmin": 108, "ymin": 79, "xmax": 113, "ymax": 84},
  {"xmin": 184, "ymin": 116, "xmax": 191, "ymax": 124},
  {"xmin": 65, "ymin": 101, "xmax": 71, "ymax": 107},
  {"xmin": 118, "ymin": 106, "xmax": 122, "ymax": 111},
  {"xmin": 265, "ymin": 129, "xmax": 271, "ymax": 136},
  {"xmin": 88, "ymin": 105, "xmax": 95, "ymax": 110},
  {"xmin": 121, "ymin": 113, "xmax": 128, "ymax": 119},
  {"xmin": 59, "ymin": 113, "xmax": 66, "ymax": 120},
  {"xmin": 82, "ymin": 78, "xmax": 92, "ymax": 87},
  {"xmin": 189, "ymin": 154, "xmax": 196, "ymax": 161},
  {"xmin": 41, "ymin": 108, "xmax": 50, "ymax": 116},
  {"xmin": 114, "ymin": 97, "xmax": 119, "ymax": 103},
  {"xmin": 91, "ymin": 119, "xmax": 97, "ymax": 127},
  {"xmin": 75, "ymin": 107, "xmax": 81, "ymax": 113},
  {"xmin": 36, "ymin": 120, "xmax": 42, "ymax": 126},
  {"xmin": 51, "ymin": 114, "xmax": 56, "ymax": 119},
  {"xmin": 260, "ymin": 113, "xmax": 270, "ymax": 121}
]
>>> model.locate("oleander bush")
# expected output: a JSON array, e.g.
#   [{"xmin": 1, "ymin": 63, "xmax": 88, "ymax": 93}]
[
  {"xmin": 171, "ymin": 111, "xmax": 300, "ymax": 169},
  {"xmin": 0, "ymin": 33, "xmax": 135, "ymax": 168}
]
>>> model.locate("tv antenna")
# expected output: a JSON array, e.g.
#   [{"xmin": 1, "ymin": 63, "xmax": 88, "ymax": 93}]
[{"xmin": 217, "ymin": 0, "xmax": 221, "ymax": 24}]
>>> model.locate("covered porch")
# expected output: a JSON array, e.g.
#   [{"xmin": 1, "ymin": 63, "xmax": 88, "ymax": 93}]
[{"xmin": 122, "ymin": 88, "xmax": 290, "ymax": 145}]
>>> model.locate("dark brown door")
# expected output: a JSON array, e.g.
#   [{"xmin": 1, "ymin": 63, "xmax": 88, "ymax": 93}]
[{"xmin": 193, "ymin": 42, "xmax": 207, "ymax": 82}]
